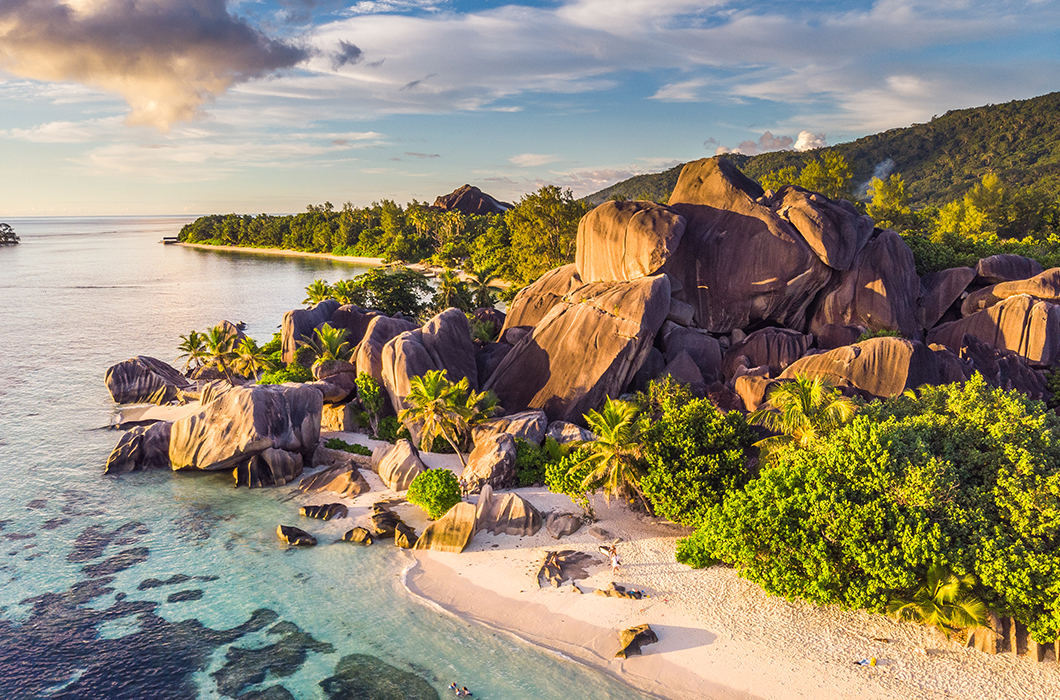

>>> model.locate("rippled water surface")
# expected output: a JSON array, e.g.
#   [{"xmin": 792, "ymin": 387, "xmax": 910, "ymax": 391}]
[{"xmin": 0, "ymin": 218, "xmax": 648, "ymax": 700}]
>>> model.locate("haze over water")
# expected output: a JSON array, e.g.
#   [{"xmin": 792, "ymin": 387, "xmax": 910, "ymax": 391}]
[{"xmin": 0, "ymin": 218, "xmax": 647, "ymax": 699}]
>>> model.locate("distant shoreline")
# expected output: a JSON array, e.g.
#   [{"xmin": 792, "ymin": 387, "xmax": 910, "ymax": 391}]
[{"xmin": 174, "ymin": 242, "xmax": 386, "ymax": 267}]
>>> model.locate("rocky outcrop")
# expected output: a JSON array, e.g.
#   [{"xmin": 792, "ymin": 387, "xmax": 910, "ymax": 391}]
[
  {"xmin": 928, "ymin": 294, "xmax": 1060, "ymax": 366},
  {"xmin": 546, "ymin": 512, "xmax": 582, "ymax": 539},
  {"xmin": 298, "ymin": 463, "xmax": 370, "ymax": 499},
  {"xmin": 320, "ymin": 403, "xmax": 358, "ymax": 432},
  {"xmin": 663, "ymin": 158, "xmax": 833, "ymax": 332},
  {"xmin": 105, "ymin": 421, "xmax": 173, "ymax": 474},
  {"xmin": 810, "ymin": 229, "xmax": 920, "ymax": 337},
  {"xmin": 779, "ymin": 337, "xmax": 940, "ymax": 399},
  {"xmin": 660, "ymin": 351, "xmax": 703, "ymax": 385},
  {"xmin": 575, "ymin": 200, "xmax": 685, "ymax": 283},
  {"xmin": 376, "ymin": 439, "xmax": 426, "ymax": 491},
  {"xmin": 300, "ymin": 503, "xmax": 348, "ymax": 521},
  {"xmin": 615, "ymin": 624, "xmax": 658, "ymax": 658},
  {"xmin": 816, "ymin": 323, "xmax": 864, "ymax": 350},
  {"xmin": 433, "ymin": 184, "xmax": 511, "ymax": 215},
  {"xmin": 545, "ymin": 421, "xmax": 594, "ymax": 444},
  {"xmin": 962, "ymin": 267, "xmax": 1060, "ymax": 316},
  {"xmin": 486, "ymin": 274, "xmax": 671, "ymax": 423},
  {"xmin": 471, "ymin": 410, "xmax": 548, "ymax": 446},
  {"xmin": 105, "ymin": 356, "xmax": 191, "ymax": 405},
  {"xmin": 328, "ymin": 305, "xmax": 378, "ymax": 347},
  {"xmin": 394, "ymin": 522, "xmax": 418, "ymax": 548},
  {"xmin": 499, "ymin": 264, "xmax": 584, "ymax": 335},
  {"xmin": 475, "ymin": 485, "xmax": 542, "ymax": 536},
  {"xmin": 722, "ymin": 327, "xmax": 812, "ymax": 380},
  {"xmin": 341, "ymin": 527, "xmax": 374, "ymax": 545},
  {"xmin": 412, "ymin": 502, "xmax": 478, "ymax": 553},
  {"xmin": 918, "ymin": 267, "xmax": 976, "ymax": 329},
  {"xmin": 475, "ymin": 341, "xmax": 512, "ymax": 386},
  {"xmin": 771, "ymin": 185, "xmax": 874, "ymax": 270},
  {"xmin": 974, "ymin": 254, "xmax": 1043, "ymax": 285},
  {"xmin": 461, "ymin": 433, "xmax": 517, "ymax": 494},
  {"xmin": 281, "ymin": 300, "xmax": 340, "ymax": 364},
  {"xmin": 354, "ymin": 315, "xmax": 418, "ymax": 386},
  {"xmin": 277, "ymin": 525, "xmax": 316, "ymax": 546},
  {"xmin": 733, "ymin": 374, "xmax": 775, "ymax": 412},
  {"xmin": 658, "ymin": 322, "xmax": 722, "ymax": 381},
  {"xmin": 167, "ymin": 384, "xmax": 322, "ymax": 487},
  {"xmin": 381, "ymin": 308, "xmax": 478, "ymax": 413},
  {"xmin": 958, "ymin": 336, "xmax": 1049, "ymax": 399}
]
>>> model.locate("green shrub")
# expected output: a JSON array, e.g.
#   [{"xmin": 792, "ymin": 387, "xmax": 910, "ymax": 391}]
[
  {"xmin": 376, "ymin": 416, "xmax": 411, "ymax": 444},
  {"xmin": 258, "ymin": 363, "xmax": 314, "ymax": 385},
  {"xmin": 856, "ymin": 329, "xmax": 902, "ymax": 342},
  {"xmin": 544, "ymin": 447, "xmax": 594, "ymax": 511},
  {"xmin": 639, "ymin": 396, "xmax": 756, "ymax": 527},
  {"xmin": 675, "ymin": 529, "xmax": 717, "ymax": 568},
  {"xmin": 261, "ymin": 332, "xmax": 282, "ymax": 355},
  {"xmin": 324, "ymin": 438, "xmax": 372, "ymax": 456},
  {"xmin": 294, "ymin": 344, "xmax": 317, "ymax": 368},
  {"xmin": 406, "ymin": 469, "xmax": 462, "ymax": 520},
  {"xmin": 355, "ymin": 373, "xmax": 386, "ymax": 437}
]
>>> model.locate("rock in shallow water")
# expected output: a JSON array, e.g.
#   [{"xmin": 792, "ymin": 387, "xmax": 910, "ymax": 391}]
[
  {"xmin": 319, "ymin": 653, "xmax": 440, "ymax": 700},
  {"xmin": 299, "ymin": 503, "xmax": 348, "ymax": 521},
  {"xmin": 341, "ymin": 527, "xmax": 374, "ymax": 545},
  {"xmin": 105, "ymin": 355, "xmax": 191, "ymax": 404},
  {"xmin": 276, "ymin": 525, "xmax": 316, "ymax": 546}
]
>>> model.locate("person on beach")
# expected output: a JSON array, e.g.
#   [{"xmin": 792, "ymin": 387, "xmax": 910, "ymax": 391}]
[
  {"xmin": 610, "ymin": 547, "xmax": 621, "ymax": 575},
  {"xmin": 462, "ymin": 688, "xmax": 473, "ymax": 697},
  {"xmin": 448, "ymin": 682, "xmax": 458, "ymax": 693}
]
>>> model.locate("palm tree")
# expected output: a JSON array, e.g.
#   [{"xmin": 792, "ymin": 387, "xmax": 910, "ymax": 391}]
[
  {"xmin": 749, "ymin": 374, "xmax": 856, "ymax": 459},
  {"xmin": 570, "ymin": 397, "xmax": 648, "ymax": 507},
  {"xmin": 303, "ymin": 279, "xmax": 333, "ymax": 306},
  {"xmin": 204, "ymin": 324, "xmax": 238, "ymax": 384},
  {"xmin": 398, "ymin": 370, "xmax": 473, "ymax": 468},
  {"xmin": 466, "ymin": 265, "xmax": 502, "ymax": 309},
  {"xmin": 300, "ymin": 323, "xmax": 354, "ymax": 363},
  {"xmin": 888, "ymin": 564, "xmax": 988, "ymax": 638},
  {"xmin": 331, "ymin": 279, "xmax": 358, "ymax": 306},
  {"xmin": 233, "ymin": 337, "xmax": 274, "ymax": 380},
  {"xmin": 177, "ymin": 330, "xmax": 209, "ymax": 372},
  {"xmin": 434, "ymin": 268, "xmax": 470, "ymax": 311}
]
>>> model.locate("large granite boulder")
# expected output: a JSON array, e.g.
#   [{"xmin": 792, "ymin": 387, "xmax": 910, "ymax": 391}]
[
  {"xmin": 974, "ymin": 254, "xmax": 1043, "ymax": 285},
  {"xmin": 472, "ymin": 410, "xmax": 549, "ymax": 446},
  {"xmin": 958, "ymin": 336, "xmax": 1049, "ymax": 399},
  {"xmin": 658, "ymin": 322, "xmax": 722, "ymax": 381},
  {"xmin": 545, "ymin": 421, "xmax": 595, "ymax": 444},
  {"xmin": 104, "ymin": 421, "xmax": 172, "ymax": 474},
  {"xmin": 615, "ymin": 624, "xmax": 658, "ymax": 659},
  {"xmin": 779, "ymin": 337, "xmax": 940, "ymax": 399},
  {"xmin": 328, "ymin": 305, "xmax": 378, "ymax": 347},
  {"xmin": 575, "ymin": 200, "xmax": 685, "ymax": 283},
  {"xmin": 475, "ymin": 341, "xmax": 512, "ymax": 387},
  {"xmin": 498, "ymin": 264, "xmax": 583, "ymax": 335},
  {"xmin": 928, "ymin": 294, "xmax": 1060, "ymax": 367},
  {"xmin": 810, "ymin": 229, "xmax": 920, "ymax": 337},
  {"xmin": 168, "ymin": 384, "xmax": 322, "ymax": 487},
  {"xmin": 105, "ymin": 356, "xmax": 191, "ymax": 405},
  {"xmin": 770, "ymin": 185, "xmax": 874, "ymax": 270},
  {"xmin": 486, "ymin": 274, "xmax": 671, "ymax": 423},
  {"xmin": 663, "ymin": 158, "xmax": 833, "ymax": 332},
  {"xmin": 281, "ymin": 300, "xmax": 340, "ymax": 364},
  {"xmin": 298, "ymin": 464, "xmax": 370, "ymax": 499},
  {"xmin": 475, "ymin": 486, "xmax": 543, "ymax": 536},
  {"xmin": 433, "ymin": 184, "xmax": 511, "ymax": 215},
  {"xmin": 277, "ymin": 525, "xmax": 316, "ymax": 546},
  {"xmin": 918, "ymin": 267, "xmax": 976, "ymax": 329},
  {"xmin": 461, "ymin": 433, "xmax": 517, "ymax": 494},
  {"xmin": 376, "ymin": 439, "xmax": 426, "ymax": 491},
  {"xmin": 412, "ymin": 501, "xmax": 478, "ymax": 553},
  {"xmin": 381, "ymin": 308, "xmax": 478, "ymax": 413},
  {"xmin": 962, "ymin": 267, "xmax": 1060, "ymax": 316},
  {"xmin": 546, "ymin": 512, "xmax": 582, "ymax": 539},
  {"xmin": 733, "ymin": 374, "xmax": 774, "ymax": 412},
  {"xmin": 354, "ymin": 315, "xmax": 418, "ymax": 387},
  {"xmin": 722, "ymin": 327, "xmax": 813, "ymax": 380},
  {"xmin": 660, "ymin": 351, "xmax": 704, "ymax": 385}
]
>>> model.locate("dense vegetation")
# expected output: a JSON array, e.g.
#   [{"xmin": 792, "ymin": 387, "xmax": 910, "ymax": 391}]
[
  {"xmin": 407, "ymin": 468, "xmax": 463, "ymax": 520},
  {"xmin": 178, "ymin": 185, "xmax": 589, "ymax": 288}
]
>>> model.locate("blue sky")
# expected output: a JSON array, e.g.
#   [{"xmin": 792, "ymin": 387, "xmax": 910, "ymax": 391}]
[{"xmin": 1, "ymin": 0, "xmax": 1058, "ymax": 216}]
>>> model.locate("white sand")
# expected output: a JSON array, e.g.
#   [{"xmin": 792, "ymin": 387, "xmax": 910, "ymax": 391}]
[
  {"xmin": 310, "ymin": 433, "xmax": 1060, "ymax": 700},
  {"xmin": 175, "ymin": 242, "xmax": 385, "ymax": 267}
]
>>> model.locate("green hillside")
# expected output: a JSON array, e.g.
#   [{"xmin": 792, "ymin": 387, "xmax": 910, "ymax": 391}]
[{"xmin": 587, "ymin": 91, "xmax": 1060, "ymax": 207}]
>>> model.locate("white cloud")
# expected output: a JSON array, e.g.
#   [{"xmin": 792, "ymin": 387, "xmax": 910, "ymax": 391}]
[
  {"xmin": 794, "ymin": 131, "xmax": 827, "ymax": 151},
  {"xmin": 509, "ymin": 153, "xmax": 560, "ymax": 167}
]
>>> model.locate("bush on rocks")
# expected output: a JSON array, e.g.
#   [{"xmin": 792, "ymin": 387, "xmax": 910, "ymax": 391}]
[{"xmin": 407, "ymin": 469, "xmax": 462, "ymax": 520}]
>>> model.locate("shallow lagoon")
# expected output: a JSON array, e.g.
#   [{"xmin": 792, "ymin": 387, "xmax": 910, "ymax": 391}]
[{"xmin": 0, "ymin": 218, "xmax": 648, "ymax": 699}]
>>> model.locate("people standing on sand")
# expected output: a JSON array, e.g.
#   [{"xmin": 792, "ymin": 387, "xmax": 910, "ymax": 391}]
[
  {"xmin": 462, "ymin": 687, "xmax": 473, "ymax": 697},
  {"xmin": 448, "ymin": 682, "xmax": 458, "ymax": 693},
  {"xmin": 610, "ymin": 545, "xmax": 621, "ymax": 575}
]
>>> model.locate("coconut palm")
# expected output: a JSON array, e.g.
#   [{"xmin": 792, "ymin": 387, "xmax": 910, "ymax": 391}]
[
  {"xmin": 177, "ymin": 330, "xmax": 209, "ymax": 372},
  {"xmin": 204, "ymin": 324, "xmax": 238, "ymax": 384},
  {"xmin": 233, "ymin": 337, "xmax": 274, "ymax": 380},
  {"xmin": 462, "ymin": 382, "xmax": 501, "ymax": 426},
  {"xmin": 299, "ymin": 323, "xmax": 354, "ymax": 363},
  {"xmin": 303, "ymin": 279, "xmax": 333, "ymax": 306},
  {"xmin": 888, "ymin": 564, "xmax": 988, "ymax": 638},
  {"xmin": 434, "ymin": 268, "xmax": 470, "ymax": 311},
  {"xmin": 749, "ymin": 374, "xmax": 856, "ymax": 459},
  {"xmin": 330, "ymin": 279, "xmax": 358, "ymax": 306},
  {"xmin": 466, "ymin": 265, "xmax": 502, "ymax": 309},
  {"xmin": 398, "ymin": 370, "xmax": 473, "ymax": 467},
  {"xmin": 569, "ymin": 397, "xmax": 648, "ymax": 507}
]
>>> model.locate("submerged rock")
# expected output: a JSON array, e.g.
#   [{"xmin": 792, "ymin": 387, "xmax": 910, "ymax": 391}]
[
  {"xmin": 319, "ymin": 653, "xmax": 440, "ymax": 700},
  {"xmin": 341, "ymin": 527, "xmax": 374, "ymax": 545},
  {"xmin": 300, "ymin": 503, "xmax": 349, "ymax": 521}
]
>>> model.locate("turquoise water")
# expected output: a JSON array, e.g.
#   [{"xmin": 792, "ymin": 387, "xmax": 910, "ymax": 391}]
[{"xmin": 0, "ymin": 219, "xmax": 648, "ymax": 699}]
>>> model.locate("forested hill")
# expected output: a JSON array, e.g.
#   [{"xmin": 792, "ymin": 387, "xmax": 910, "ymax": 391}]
[{"xmin": 586, "ymin": 91, "xmax": 1060, "ymax": 207}]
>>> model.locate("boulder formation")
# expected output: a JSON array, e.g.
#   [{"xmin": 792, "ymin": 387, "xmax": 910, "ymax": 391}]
[
  {"xmin": 475, "ymin": 486, "xmax": 542, "ymax": 537},
  {"xmin": 929, "ymin": 294, "xmax": 1060, "ymax": 366},
  {"xmin": 281, "ymin": 300, "xmax": 340, "ymax": 364},
  {"xmin": 471, "ymin": 410, "xmax": 548, "ymax": 446},
  {"xmin": 375, "ymin": 439, "xmax": 427, "ymax": 491},
  {"xmin": 412, "ymin": 502, "xmax": 478, "ymax": 553},
  {"xmin": 962, "ymin": 267, "xmax": 1060, "ymax": 316},
  {"xmin": 461, "ymin": 433, "xmax": 517, "ymax": 494},
  {"xmin": 297, "ymin": 463, "xmax": 370, "ymax": 499},
  {"xmin": 779, "ymin": 337, "xmax": 940, "ymax": 399},
  {"xmin": 770, "ymin": 185, "xmax": 874, "ymax": 271},
  {"xmin": 918, "ymin": 267, "xmax": 976, "ymax": 329},
  {"xmin": 723, "ymin": 327, "xmax": 813, "ymax": 380},
  {"xmin": 575, "ymin": 200, "xmax": 685, "ymax": 283},
  {"xmin": 974, "ymin": 254, "xmax": 1043, "ymax": 285},
  {"xmin": 354, "ymin": 315, "xmax": 418, "ymax": 386},
  {"xmin": 105, "ymin": 356, "xmax": 191, "ymax": 405},
  {"xmin": 499, "ymin": 264, "xmax": 584, "ymax": 335},
  {"xmin": 105, "ymin": 421, "xmax": 173, "ymax": 474},
  {"xmin": 381, "ymin": 308, "xmax": 478, "ymax": 413},
  {"xmin": 168, "ymin": 384, "xmax": 322, "ymax": 487},
  {"xmin": 277, "ymin": 525, "xmax": 316, "ymax": 546}
]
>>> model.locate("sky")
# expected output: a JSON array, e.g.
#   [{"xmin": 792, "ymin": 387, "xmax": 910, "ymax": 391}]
[{"xmin": 0, "ymin": 0, "xmax": 1058, "ymax": 216}]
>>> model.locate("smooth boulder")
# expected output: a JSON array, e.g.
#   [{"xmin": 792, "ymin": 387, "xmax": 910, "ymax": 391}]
[
  {"xmin": 381, "ymin": 308, "xmax": 478, "ymax": 413},
  {"xmin": 281, "ymin": 300, "xmax": 340, "ymax": 364},
  {"xmin": 471, "ymin": 410, "xmax": 548, "ymax": 446},
  {"xmin": 928, "ymin": 294, "xmax": 1060, "ymax": 366},
  {"xmin": 546, "ymin": 512, "xmax": 582, "ymax": 539},
  {"xmin": 771, "ymin": 185, "xmax": 874, "ymax": 270},
  {"xmin": 810, "ymin": 229, "xmax": 920, "ymax": 337},
  {"xmin": 722, "ymin": 327, "xmax": 813, "ymax": 380},
  {"xmin": 974, "ymin": 254, "xmax": 1043, "ymax": 285},
  {"xmin": 461, "ymin": 433, "xmax": 517, "ymax": 495},
  {"xmin": 105, "ymin": 356, "xmax": 191, "ymax": 405},
  {"xmin": 354, "ymin": 315, "xmax": 418, "ymax": 387},
  {"xmin": 498, "ymin": 264, "xmax": 583, "ymax": 335},
  {"xmin": 962, "ymin": 267, "xmax": 1060, "ymax": 316},
  {"xmin": 298, "ymin": 464, "xmax": 370, "ymax": 499},
  {"xmin": 918, "ymin": 267, "xmax": 976, "ymax": 328},
  {"xmin": 663, "ymin": 158, "xmax": 833, "ymax": 332},
  {"xmin": 779, "ymin": 337, "xmax": 939, "ymax": 399},
  {"xmin": 615, "ymin": 624, "xmax": 658, "ymax": 659},
  {"xmin": 475, "ymin": 485, "xmax": 542, "ymax": 536},
  {"xmin": 486, "ymin": 274, "xmax": 671, "ymax": 423},
  {"xmin": 167, "ymin": 384, "xmax": 322, "ymax": 487},
  {"xmin": 658, "ymin": 322, "xmax": 722, "ymax": 381},
  {"xmin": 104, "ymin": 421, "xmax": 173, "ymax": 474},
  {"xmin": 300, "ymin": 503, "xmax": 349, "ymax": 521},
  {"xmin": 575, "ymin": 200, "xmax": 685, "ymax": 283},
  {"xmin": 412, "ymin": 502, "xmax": 478, "ymax": 553},
  {"xmin": 277, "ymin": 525, "xmax": 316, "ymax": 546},
  {"xmin": 545, "ymin": 421, "xmax": 594, "ymax": 444},
  {"xmin": 341, "ymin": 527, "xmax": 374, "ymax": 545},
  {"xmin": 376, "ymin": 439, "xmax": 426, "ymax": 491}
]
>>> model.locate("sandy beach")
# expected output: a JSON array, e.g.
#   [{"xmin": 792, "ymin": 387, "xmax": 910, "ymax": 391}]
[
  {"xmin": 309, "ymin": 431, "xmax": 1060, "ymax": 700},
  {"xmin": 175, "ymin": 242, "xmax": 386, "ymax": 267}
]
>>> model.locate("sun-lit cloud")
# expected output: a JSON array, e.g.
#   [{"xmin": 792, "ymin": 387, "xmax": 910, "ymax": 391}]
[
  {"xmin": 0, "ymin": 0, "xmax": 306, "ymax": 130},
  {"xmin": 510, "ymin": 153, "xmax": 560, "ymax": 167}
]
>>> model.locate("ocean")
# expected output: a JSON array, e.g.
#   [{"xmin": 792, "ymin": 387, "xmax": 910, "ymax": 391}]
[{"xmin": 0, "ymin": 217, "xmax": 647, "ymax": 700}]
